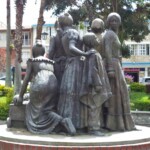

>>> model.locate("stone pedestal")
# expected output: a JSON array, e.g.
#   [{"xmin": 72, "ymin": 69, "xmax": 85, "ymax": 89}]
[
  {"xmin": 0, "ymin": 125, "xmax": 150, "ymax": 150},
  {"xmin": 7, "ymin": 102, "xmax": 27, "ymax": 128}
]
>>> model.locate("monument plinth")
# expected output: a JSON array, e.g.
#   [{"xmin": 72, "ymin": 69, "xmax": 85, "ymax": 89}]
[{"xmin": 0, "ymin": 124, "xmax": 150, "ymax": 149}]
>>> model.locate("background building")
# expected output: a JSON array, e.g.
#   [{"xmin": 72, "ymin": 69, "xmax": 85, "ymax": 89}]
[
  {"xmin": 123, "ymin": 32, "xmax": 150, "ymax": 82},
  {"xmin": 0, "ymin": 23, "xmax": 56, "ymax": 76},
  {"xmin": 0, "ymin": 24, "xmax": 32, "ymax": 76},
  {"xmin": 32, "ymin": 23, "xmax": 55, "ymax": 52}
]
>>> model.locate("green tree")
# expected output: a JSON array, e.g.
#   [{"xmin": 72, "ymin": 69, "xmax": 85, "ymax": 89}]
[
  {"xmin": 67, "ymin": 0, "xmax": 150, "ymax": 58},
  {"xmin": 44, "ymin": 0, "xmax": 77, "ymax": 14},
  {"xmin": 69, "ymin": 0, "xmax": 150, "ymax": 43},
  {"xmin": 14, "ymin": 0, "xmax": 27, "ymax": 94},
  {"xmin": 36, "ymin": 0, "xmax": 46, "ymax": 40},
  {"xmin": 36, "ymin": 0, "xmax": 77, "ymax": 40}
]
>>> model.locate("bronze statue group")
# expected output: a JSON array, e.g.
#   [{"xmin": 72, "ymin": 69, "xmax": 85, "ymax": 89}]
[{"xmin": 13, "ymin": 12, "xmax": 135, "ymax": 136}]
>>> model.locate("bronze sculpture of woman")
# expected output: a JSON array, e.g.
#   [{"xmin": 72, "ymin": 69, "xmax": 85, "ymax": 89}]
[
  {"xmin": 13, "ymin": 43, "xmax": 76, "ymax": 135},
  {"xmin": 101, "ymin": 12, "xmax": 135, "ymax": 131},
  {"xmin": 57, "ymin": 13, "xmax": 94, "ymax": 130}
]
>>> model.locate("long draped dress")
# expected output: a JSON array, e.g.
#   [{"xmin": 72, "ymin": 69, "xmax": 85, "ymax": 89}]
[
  {"xmin": 57, "ymin": 28, "xmax": 84, "ymax": 129},
  {"xmin": 101, "ymin": 30, "xmax": 135, "ymax": 131},
  {"xmin": 80, "ymin": 51, "xmax": 112, "ymax": 129},
  {"xmin": 26, "ymin": 58, "xmax": 62, "ymax": 134}
]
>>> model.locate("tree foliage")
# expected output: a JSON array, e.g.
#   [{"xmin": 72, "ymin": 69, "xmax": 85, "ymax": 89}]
[
  {"xmin": 67, "ymin": 0, "xmax": 150, "ymax": 43},
  {"xmin": 41, "ymin": 0, "xmax": 149, "ymax": 59},
  {"xmin": 44, "ymin": 0, "xmax": 77, "ymax": 14},
  {"xmin": 0, "ymin": 49, "xmax": 6, "ymax": 73},
  {"xmin": 36, "ymin": 0, "xmax": 77, "ymax": 40}
]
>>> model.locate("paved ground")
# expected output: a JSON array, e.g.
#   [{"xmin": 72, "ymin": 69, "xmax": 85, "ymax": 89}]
[{"xmin": 0, "ymin": 120, "xmax": 6, "ymax": 125}]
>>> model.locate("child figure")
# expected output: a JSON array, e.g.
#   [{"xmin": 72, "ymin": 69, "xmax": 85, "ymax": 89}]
[
  {"xmin": 80, "ymin": 32, "xmax": 111, "ymax": 136},
  {"xmin": 91, "ymin": 18, "xmax": 105, "ymax": 57},
  {"xmin": 13, "ymin": 42, "xmax": 76, "ymax": 135}
]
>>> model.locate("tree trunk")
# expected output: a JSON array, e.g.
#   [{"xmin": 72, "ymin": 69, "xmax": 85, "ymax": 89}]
[
  {"xmin": 85, "ymin": 1, "xmax": 94, "ymax": 22},
  {"xmin": 112, "ymin": 0, "xmax": 118, "ymax": 12},
  {"xmin": 36, "ymin": 0, "xmax": 46, "ymax": 40},
  {"xmin": 14, "ymin": 53, "xmax": 22, "ymax": 94},
  {"xmin": 14, "ymin": 1, "xmax": 24, "ymax": 94},
  {"xmin": 5, "ymin": 0, "xmax": 12, "ymax": 87}
]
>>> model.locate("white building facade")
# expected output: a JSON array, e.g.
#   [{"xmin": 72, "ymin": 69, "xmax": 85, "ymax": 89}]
[{"xmin": 123, "ymin": 34, "xmax": 150, "ymax": 82}]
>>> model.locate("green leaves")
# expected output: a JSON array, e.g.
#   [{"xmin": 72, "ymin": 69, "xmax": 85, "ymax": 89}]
[
  {"xmin": 43, "ymin": 0, "xmax": 150, "ymax": 44},
  {"xmin": 121, "ymin": 44, "xmax": 130, "ymax": 58},
  {"xmin": 68, "ymin": 0, "xmax": 150, "ymax": 43},
  {"xmin": 44, "ymin": 0, "xmax": 76, "ymax": 14}
]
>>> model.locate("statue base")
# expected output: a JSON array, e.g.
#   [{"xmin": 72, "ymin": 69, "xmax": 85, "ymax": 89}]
[
  {"xmin": 7, "ymin": 103, "xmax": 26, "ymax": 128},
  {"xmin": 0, "ymin": 124, "xmax": 150, "ymax": 149}
]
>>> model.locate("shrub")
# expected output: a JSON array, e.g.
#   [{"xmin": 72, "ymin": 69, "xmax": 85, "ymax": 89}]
[
  {"xmin": 0, "ymin": 102, "xmax": 9, "ymax": 120},
  {"xmin": 0, "ymin": 86, "xmax": 14, "ymax": 120},
  {"xmin": 0, "ymin": 85, "xmax": 5, "ymax": 96},
  {"xmin": 133, "ymin": 99, "xmax": 150, "ymax": 111},
  {"xmin": 130, "ymin": 82, "xmax": 146, "ymax": 92},
  {"xmin": 130, "ymin": 91, "xmax": 150, "ymax": 111},
  {"xmin": 0, "ymin": 86, "xmax": 13, "ymax": 103},
  {"xmin": 130, "ymin": 91, "xmax": 149, "ymax": 102},
  {"xmin": 145, "ymin": 84, "xmax": 150, "ymax": 94},
  {"xmin": 5, "ymin": 87, "xmax": 14, "ymax": 104},
  {"xmin": 130, "ymin": 102, "xmax": 135, "ymax": 110}
]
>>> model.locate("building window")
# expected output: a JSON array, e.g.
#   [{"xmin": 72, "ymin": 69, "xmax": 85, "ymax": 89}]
[
  {"xmin": 129, "ymin": 44, "xmax": 148, "ymax": 56},
  {"xmin": 0, "ymin": 33, "xmax": 5, "ymax": 41},
  {"xmin": 22, "ymin": 32, "xmax": 30, "ymax": 46},
  {"xmin": 146, "ymin": 44, "xmax": 150, "ymax": 55},
  {"xmin": 138, "ymin": 44, "xmax": 146, "ymax": 55},
  {"xmin": 51, "ymin": 28, "xmax": 56, "ymax": 36},
  {"xmin": 148, "ymin": 68, "xmax": 150, "ymax": 76},
  {"xmin": 22, "ymin": 51, "xmax": 30, "ymax": 63},
  {"xmin": 129, "ymin": 44, "xmax": 137, "ymax": 55}
]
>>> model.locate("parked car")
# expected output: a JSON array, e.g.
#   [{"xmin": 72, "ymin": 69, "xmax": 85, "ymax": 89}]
[
  {"xmin": 140, "ymin": 77, "xmax": 150, "ymax": 85},
  {"xmin": 0, "ymin": 76, "xmax": 6, "ymax": 85},
  {"xmin": 0, "ymin": 76, "xmax": 29, "ymax": 87},
  {"xmin": 0, "ymin": 76, "xmax": 13, "ymax": 85}
]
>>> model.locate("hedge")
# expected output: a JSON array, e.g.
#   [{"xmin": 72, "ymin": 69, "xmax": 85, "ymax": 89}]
[
  {"xmin": 132, "ymin": 99, "xmax": 150, "ymax": 111},
  {"xmin": 130, "ymin": 82, "xmax": 146, "ymax": 92},
  {"xmin": 0, "ymin": 85, "xmax": 13, "ymax": 120}
]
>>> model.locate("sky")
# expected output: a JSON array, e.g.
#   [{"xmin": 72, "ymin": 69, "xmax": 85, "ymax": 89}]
[{"xmin": 0, "ymin": 0, "xmax": 56, "ymax": 28}]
